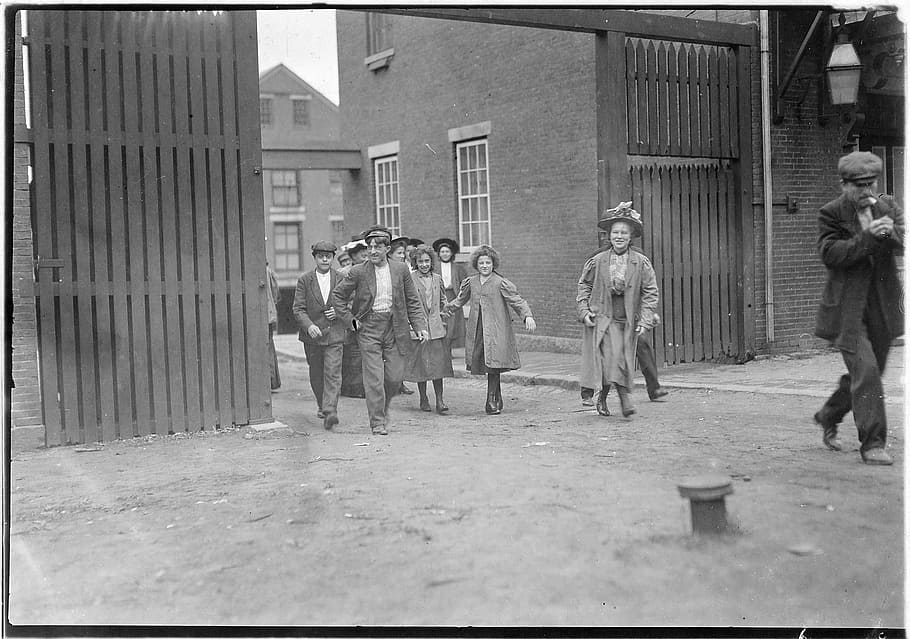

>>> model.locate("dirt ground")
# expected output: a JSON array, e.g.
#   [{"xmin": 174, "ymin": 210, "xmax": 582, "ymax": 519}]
[{"xmin": 7, "ymin": 357, "xmax": 904, "ymax": 628}]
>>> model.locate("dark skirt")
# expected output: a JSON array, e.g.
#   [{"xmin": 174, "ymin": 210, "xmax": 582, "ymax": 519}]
[
  {"xmin": 405, "ymin": 337, "xmax": 454, "ymax": 382},
  {"xmin": 443, "ymin": 287, "xmax": 466, "ymax": 349},
  {"xmin": 340, "ymin": 335, "xmax": 365, "ymax": 398},
  {"xmin": 468, "ymin": 307, "xmax": 510, "ymax": 375}
]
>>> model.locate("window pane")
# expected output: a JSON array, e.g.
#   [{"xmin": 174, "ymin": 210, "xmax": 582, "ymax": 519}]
[
  {"xmin": 478, "ymin": 197, "xmax": 488, "ymax": 221},
  {"xmin": 478, "ymin": 143, "xmax": 487, "ymax": 169},
  {"xmin": 479, "ymin": 169, "xmax": 488, "ymax": 194}
]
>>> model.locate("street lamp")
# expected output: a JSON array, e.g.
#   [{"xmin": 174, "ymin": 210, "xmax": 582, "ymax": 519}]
[{"xmin": 826, "ymin": 15, "xmax": 863, "ymax": 105}]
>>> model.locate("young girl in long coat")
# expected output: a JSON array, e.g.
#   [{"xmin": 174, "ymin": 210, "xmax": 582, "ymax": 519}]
[
  {"xmin": 404, "ymin": 246, "xmax": 454, "ymax": 413},
  {"xmin": 433, "ymin": 238, "xmax": 468, "ymax": 349},
  {"xmin": 577, "ymin": 202, "xmax": 659, "ymax": 418},
  {"xmin": 444, "ymin": 245, "xmax": 536, "ymax": 414}
]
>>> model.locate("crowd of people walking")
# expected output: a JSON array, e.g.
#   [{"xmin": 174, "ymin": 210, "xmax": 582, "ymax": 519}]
[{"xmin": 286, "ymin": 151, "xmax": 902, "ymax": 467}]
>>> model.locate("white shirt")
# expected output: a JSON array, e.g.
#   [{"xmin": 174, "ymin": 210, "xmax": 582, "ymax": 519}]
[
  {"xmin": 440, "ymin": 261, "xmax": 452, "ymax": 289},
  {"xmin": 372, "ymin": 262, "xmax": 393, "ymax": 312},
  {"xmin": 315, "ymin": 269, "xmax": 332, "ymax": 305}
]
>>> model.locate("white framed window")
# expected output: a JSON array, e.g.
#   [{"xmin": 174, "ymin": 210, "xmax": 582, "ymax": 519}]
[
  {"xmin": 456, "ymin": 139, "xmax": 491, "ymax": 251},
  {"xmin": 373, "ymin": 155, "xmax": 400, "ymax": 236},
  {"xmin": 273, "ymin": 222, "xmax": 301, "ymax": 272},
  {"xmin": 292, "ymin": 99, "xmax": 309, "ymax": 127},
  {"xmin": 271, "ymin": 170, "xmax": 299, "ymax": 207},
  {"xmin": 366, "ymin": 13, "xmax": 391, "ymax": 56},
  {"xmin": 259, "ymin": 97, "xmax": 273, "ymax": 127}
]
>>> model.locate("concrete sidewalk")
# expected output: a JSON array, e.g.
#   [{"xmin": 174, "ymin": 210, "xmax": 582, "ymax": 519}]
[{"xmin": 273, "ymin": 333, "xmax": 905, "ymax": 405}]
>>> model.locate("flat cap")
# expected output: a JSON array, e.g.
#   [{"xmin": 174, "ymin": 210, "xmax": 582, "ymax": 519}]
[
  {"xmin": 311, "ymin": 240, "xmax": 337, "ymax": 254},
  {"xmin": 838, "ymin": 151, "xmax": 883, "ymax": 182},
  {"xmin": 362, "ymin": 225, "xmax": 393, "ymax": 243}
]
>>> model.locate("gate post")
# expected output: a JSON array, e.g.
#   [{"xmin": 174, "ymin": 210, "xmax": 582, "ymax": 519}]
[{"xmin": 596, "ymin": 31, "xmax": 631, "ymax": 215}]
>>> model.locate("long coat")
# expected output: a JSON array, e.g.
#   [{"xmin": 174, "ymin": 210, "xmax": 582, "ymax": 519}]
[
  {"xmin": 411, "ymin": 272, "xmax": 447, "ymax": 340},
  {"xmin": 815, "ymin": 193, "xmax": 904, "ymax": 350},
  {"xmin": 447, "ymin": 272, "xmax": 532, "ymax": 371},
  {"xmin": 436, "ymin": 260, "xmax": 468, "ymax": 346},
  {"xmin": 292, "ymin": 268, "xmax": 347, "ymax": 346},
  {"xmin": 331, "ymin": 259, "xmax": 428, "ymax": 355},
  {"xmin": 576, "ymin": 247, "xmax": 659, "ymax": 390}
]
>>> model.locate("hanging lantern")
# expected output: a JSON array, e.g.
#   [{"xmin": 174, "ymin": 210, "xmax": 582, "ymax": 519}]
[{"xmin": 826, "ymin": 24, "xmax": 864, "ymax": 105}]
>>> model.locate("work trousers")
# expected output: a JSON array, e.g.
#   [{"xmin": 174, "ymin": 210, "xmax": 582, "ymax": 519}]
[
  {"xmin": 269, "ymin": 322, "xmax": 281, "ymax": 390},
  {"xmin": 303, "ymin": 341, "xmax": 343, "ymax": 414},
  {"xmin": 817, "ymin": 290, "xmax": 891, "ymax": 452},
  {"xmin": 357, "ymin": 312, "xmax": 405, "ymax": 429}
]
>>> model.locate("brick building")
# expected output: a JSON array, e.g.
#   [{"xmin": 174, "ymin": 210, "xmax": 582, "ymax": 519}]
[
  {"xmin": 259, "ymin": 63, "xmax": 346, "ymax": 333},
  {"xmin": 335, "ymin": 8, "xmax": 904, "ymax": 361}
]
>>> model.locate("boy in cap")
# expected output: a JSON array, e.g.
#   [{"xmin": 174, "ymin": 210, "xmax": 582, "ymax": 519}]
[
  {"xmin": 293, "ymin": 241, "xmax": 347, "ymax": 428},
  {"xmin": 331, "ymin": 225, "xmax": 429, "ymax": 435},
  {"xmin": 813, "ymin": 151, "xmax": 904, "ymax": 465}
]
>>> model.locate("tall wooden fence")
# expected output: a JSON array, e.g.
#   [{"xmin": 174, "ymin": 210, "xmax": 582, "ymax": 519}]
[
  {"xmin": 623, "ymin": 38, "xmax": 748, "ymax": 365},
  {"xmin": 24, "ymin": 10, "xmax": 269, "ymax": 445}
]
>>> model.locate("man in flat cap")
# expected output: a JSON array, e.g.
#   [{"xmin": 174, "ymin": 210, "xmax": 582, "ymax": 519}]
[
  {"xmin": 331, "ymin": 225, "xmax": 429, "ymax": 435},
  {"xmin": 813, "ymin": 151, "xmax": 904, "ymax": 465},
  {"xmin": 293, "ymin": 241, "xmax": 347, "ymax": 428}
]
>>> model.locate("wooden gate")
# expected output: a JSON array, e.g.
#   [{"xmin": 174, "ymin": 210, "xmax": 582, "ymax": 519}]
[
  {"xmin": 615, "ymin": 36, "xmax": 752, "ymax": 365},
  {"xmin": 25, "ymin": 10, "xmax": 269, "ymax": 445}
]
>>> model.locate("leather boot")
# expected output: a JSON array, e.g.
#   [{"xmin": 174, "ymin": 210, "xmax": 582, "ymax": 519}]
[
  {"xmin": 418, "ymin": 382, "xmax": 432, "ymax": 412},
  {"xmin": 434, "ymin": 380, "xmax": 449, "ymax": 414},
  {"xmin": 616, "ymin": 384, "xmax": 635, "ymax": 417},
  {"xmin": 596, "ymin": 386, "xmax": 611, "ymax": 416},
  {"xmin": 485, "ymin": 374, "xmax": 501, "ymax": 415},
  {"xmin": 493, "ymin": 374, "xmax": 504, "ymax": 412}
]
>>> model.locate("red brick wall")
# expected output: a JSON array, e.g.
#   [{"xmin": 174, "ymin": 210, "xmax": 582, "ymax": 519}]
[
  {"xmin": 12, "ymin": 12, "xmax": 42, "ymax": 426},
  {"xmin": 337, "ymin": 9, "xmax": 898, "ymax": 353},
  {"xmin": 338, "ymin": 12, "xmax": 599, "ymax": 339}
]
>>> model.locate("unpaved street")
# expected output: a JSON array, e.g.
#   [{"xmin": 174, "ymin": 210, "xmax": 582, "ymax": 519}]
[{"xmin": 8, "ymin": 357, "xmax": 904, "ymax": 627}]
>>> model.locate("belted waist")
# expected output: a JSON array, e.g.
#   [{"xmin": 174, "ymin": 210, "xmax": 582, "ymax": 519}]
[{"xmin": 367, "ymin": 309, "xmax": 392, "ymax": 319}]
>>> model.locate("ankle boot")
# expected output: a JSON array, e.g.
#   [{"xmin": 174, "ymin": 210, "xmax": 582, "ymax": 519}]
[
  {"xmin": 485, "ymin": 374, "xmax": 501, "ymax": 415},
  {"xmin": 435, "ymin": 393, "xmax": 449, "ymax": 414},
  {"xmin": 418, "ymin": 382, "xmax": 431, "ymax": 412},
  {"xmin": 494, "ymin": 376, "xmax": 504, "ymax": 412},
  {"xmin": 596, "ymin": 386, "xmax": 611, "ymax": 416},
  {"xmin": 616, "ymin": 384, "xmax": 635, "ymax": 417}
]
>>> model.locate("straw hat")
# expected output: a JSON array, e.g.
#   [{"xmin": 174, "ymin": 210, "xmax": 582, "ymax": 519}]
[{"xmin": 597, "ymin": 201, "xmax": 643, "ymax": 237}]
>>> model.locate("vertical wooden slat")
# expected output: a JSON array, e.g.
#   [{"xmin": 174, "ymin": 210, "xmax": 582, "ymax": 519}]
[
  {"xmin": 708, "ymin": 48, "xmax": 721, "ymax": 158},
  {"xmin": 712, "ymin": 165, "xmax": 728, "ymax": 355},
  {"xmin": 652, "ymin": 165, "xmax": 668, "ymax": 367},
  {"xmin": 656, "ymin": 42, "xmax": 669, "ymax": 155},
  {"xmin": 682, "ymin": 166, "xmax": 697, "ymax": 363},
  {"xmin": 677, "ymin": 44, "xmax": 690, "ymax": 157},
  {"xmin": 172, "ymin": 14, "xmax": 202, "ymax": 432},
  {"xmin": 727, "ymin": 49, "xmax": 740, "ymax": 159},
  {"xmin": 137, "ymin": 16, "xmax": 170, "ymax": 436},
  {"xmin": 699, "ymin": 164, "xmax": 714, "ymax": 360},
  {"xmin": 85, "ymin": 11, "xmax": 116, "ymax": 442},
  {"xmin": 234, "ymin": 11, "xmax": 269, "ymax": 422},
  {"xmin": 724, "ymin": 165, "xmax": 741, "ymax": 352},
  {"xmin": 203, "ymin": 14, "xmax": 233, "ymax": 428},
  {"xmin": 667, "ymin": 42, "xmax": 680, "ymax": 156},
  {"xmin": 68, "ymin": 11, "xmax": 100, "ymax": 443},
  {"xmin": 187, "ymin": 16, "xmax": 218, "ymax": 430},
  {"xmin": 634, "ymin": 40, "xmax": 648, "ymax": 155},
  {"xmin": 645, "ymin": 41, "xmax": 658, "ymax": 155},
  {"xmin": 687, "ymin": 45, "xmax": 700, "ymax": 157},
  {"xmin": 624, "ymin": 40, "xmax": 639, "ymax": 156},
  {"xmin": 697, "ymin": 47, "xmax": 710, "ymax": 163},
  {"xmin": 717, "ymin": 48, "xmax": 730, "ymax": 159},
  {"xmin": 596, "ymin": 31, "xmax": 631, "ymax": 216},
  {"xmin": 28, "ymin": 13, "xmax": 63, "ymax": 446},
  {"xmin": 155, "ymin": 13, "xmax": 185, "ymax": 434},
  {"xmin": 218, "ymin": 14, "xmax": 250, "ymax": 425},
  {"xmin": 663, "ymin": 169, "xmax": 683, "ymax": 364},
  {"xmin": 46, "ymin": 12, "xmax": 80, "ymax": 443},
  {"xmin": 120, "ymin": 14, "xmax": 152, "ymax": 438}
]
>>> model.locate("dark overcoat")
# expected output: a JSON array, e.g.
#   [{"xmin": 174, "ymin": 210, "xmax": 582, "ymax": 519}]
[
  {"xmin": 292, "ymin": 268, "xmax": 347, "ymax": 346},
  {"xmin": 815, "ymin": 193, "xmax": 904, "ymax": 351},
  {"xmin": 331, "ymin": 259, "xmax": 428, "ymax": 355}
]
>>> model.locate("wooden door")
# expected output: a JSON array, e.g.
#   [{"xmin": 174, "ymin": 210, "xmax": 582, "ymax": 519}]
[
  {"xmin": 601, "ymin": 33, "xmax": 753, "ymax": 365},
  {"xmin": 25, "ymin": 10, "xmax": 269, "ymax": 445}
]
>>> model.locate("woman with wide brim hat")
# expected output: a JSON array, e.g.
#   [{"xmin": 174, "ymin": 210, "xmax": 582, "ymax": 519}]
[
  {"xmin": 432, "ymin": 238, "xmax": 467, "ymax": 349},
  {"xmin": 577, "ymin": 201, "xmax": 659, "ymax": 418}
]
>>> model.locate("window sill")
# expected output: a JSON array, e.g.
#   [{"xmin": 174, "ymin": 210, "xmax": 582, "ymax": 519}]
[{"xmin": 364, "ymin": 48, "xmax": 394, "ymax": 71}]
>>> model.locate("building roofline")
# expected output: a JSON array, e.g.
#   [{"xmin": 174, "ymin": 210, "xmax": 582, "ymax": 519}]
[{"xmin": 259, "ymin": 62, "xmax": 338, "ymax": 109}]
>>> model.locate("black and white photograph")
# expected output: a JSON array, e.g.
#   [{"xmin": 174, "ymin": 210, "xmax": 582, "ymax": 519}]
[{"xmin": 6, "ymin": 4, "xmax": 905, "ymax": 629}]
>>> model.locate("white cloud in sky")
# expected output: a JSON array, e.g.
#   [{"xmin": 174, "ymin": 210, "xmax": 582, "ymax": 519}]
[{"xmin": 257, "ymin": 9, "xmax": 339, "ymax": 105}]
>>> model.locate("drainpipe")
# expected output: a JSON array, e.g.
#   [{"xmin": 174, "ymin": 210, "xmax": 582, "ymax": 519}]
[{"xmin": 760, "ymin": 10, "xmax": 775, "ymax": 343}]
